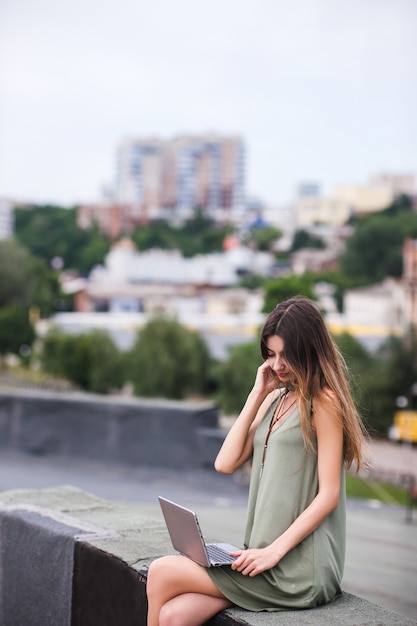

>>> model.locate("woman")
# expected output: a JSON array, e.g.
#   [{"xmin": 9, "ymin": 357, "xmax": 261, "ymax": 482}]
[{"xmin": 146, "ymin": 296, "xmax": 368, "ymax": 626}]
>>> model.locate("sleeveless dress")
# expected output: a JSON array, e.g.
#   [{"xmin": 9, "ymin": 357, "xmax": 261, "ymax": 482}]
[{"xmin": 206, "ymin": 396, "xmax": 346, "ymax": 611}]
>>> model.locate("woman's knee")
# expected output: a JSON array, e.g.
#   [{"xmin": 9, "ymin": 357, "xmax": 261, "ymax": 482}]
[
  {"xmin": 148, "ymin": 555, "xmax": 168, "ymax": 578},
  {"xmin": 146, "ymin": 555, "xmax": 181, "ymax": 598},
  {"xmin": 158, "ymin": 602, "xmax": 183, "ymax": 626},
  {"xmin": 158, "ymin": 593, "xmax": 232, "ymax": 626}
]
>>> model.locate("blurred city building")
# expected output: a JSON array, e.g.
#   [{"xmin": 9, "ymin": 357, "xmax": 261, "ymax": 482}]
[
  {"xmin": 77, "ymin": 237, "xmax": 274, "ymax": 312},
  {"xmin": 0, "ymin": 199, "xmax": 14, "ymax": 240},
  {"xmin": 115, "ymin": 134, "xmax": 245, "ymax": 221},
  {"xmin": 403, "ymin": 237, "xmax": 417, "ymax": 328},
  {"xmin": 294, "ymin": 194, "xmax": 352, "ymax": 228},
  {"xmin": 297, "ymin": 181, "xmax": 321, "ymax": 198},
  {"xmin": 293, "ymin": 172, "xmax": 415, "ymax": 227},
  {"xmin": 107, "ymin": 237, "xmax": 270, "ymax": 282},
  {"xmin": 370, "ymin": 172, "xmax": 416, "ymax": 198},
  {"xmin": 325, "ymin": 237, "xmax": 417, "ymax": 350},
  {"xmin": 77, "ymin": 203, "xmax": 139, "ymax": 241},
  {"xmin": 51, "ymin": 236, "xmax": 417, "ymax": 358},
  {"xmin": 325, "ymin": 278, "xmax": 407, "ymax": 352},
  {"xmin": 53, "ymin": 237, "xmax": 271, "ymax": 358},
  {"xmin": 77, "ymin": 134, "xmax": 246, "ymax": 238},
  {"xmin": 291, "ymin": 247, "xmax": 340, "ymax": 275},
  {"xmin": 288, "ymin": 223, "xmax": 353, "ymax": 274}
]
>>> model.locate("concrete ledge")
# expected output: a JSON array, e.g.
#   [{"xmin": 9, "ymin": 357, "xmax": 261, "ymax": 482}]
[
  {"xmin": 1, "ymin": 485, "xmax": 415, "ymax": 626},
  {"xmin": 0, "ymin": 388, "xmax": 219, "ymax": 468}
]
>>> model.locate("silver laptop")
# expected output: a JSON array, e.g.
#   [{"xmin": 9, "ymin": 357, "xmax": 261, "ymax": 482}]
[{"xmin": 158, "ymin": 496, "xmax": 240, "ymax": 567}]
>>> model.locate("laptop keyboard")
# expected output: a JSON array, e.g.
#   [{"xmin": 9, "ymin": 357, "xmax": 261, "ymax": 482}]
[{"xmin": 206, "ymin": 544, "xmax": 237, "ymax": 563}]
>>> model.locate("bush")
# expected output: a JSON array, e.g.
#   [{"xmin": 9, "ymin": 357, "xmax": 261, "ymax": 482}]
[
  {"xmin": 40, "ymin": 328, "xmax": 126, "ymax": 393},
  {"xmin": 215, "ymin": 340, "xmax": 261, "ymax": 415},
  {"xmin": 0, "ymin": 306, "xmax": 36, "ymax": 357},
  {"xmin": 262, "ymin": 275, "xmax": 316, "ymax": 313},
  {"xmin": 127, "ymin": 317, "xmax": 212, "ymax": 399},
  {"xmin": 364, "ymin": 330, "xmax": 417, "ymax": 437},
  {"xmin": 333, "ymin": 332, "xmax": 373, "ymax": 417}
]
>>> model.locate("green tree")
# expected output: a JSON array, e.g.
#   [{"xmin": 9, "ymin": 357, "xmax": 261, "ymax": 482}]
[
  {"xmin": 262, "ymin": 275, "xmax": 316, "ymax": 313},
  {"xmin": 385, "ymin": 193, "xmax": 414, "ymax": 217},
  {"xmin": 291, "ymin": 229, "xmax": 325, "ymax": 252},
  {"xmin": 317, "ymin": 270, "xmax": 357, "ymax": 313},
  {"xmin": 131, "ymin": 210, "xmax": 235, "ymax": 257},
  {"xmin": 15, "ymin": 205, "xmax": 80, "ymax": 267},
  {"xmin": 76, "ymin": 223, "xmax": 111, "ymax": 273},
  {"xmin": 333, "ymin": 332, "xmax": 374, "ymax": 423},
  {"xmin": 40, "ymin": 328, "xmax": 126, "ymax": 393},
  {"xmin": 366, "ymin": 330, "xmax": 417, "ymax": 436},
  {"xmin": 238, "ymin": 273, "xmax": 266, "ymax": 290},
  {"xmin": 0, "ymin": 306, "xmax": 36, "ymax": 357},
  {"xmin": 332, "ymin": 329, "xmax": 417, "ymax": 439},
  {"xmin": 14, "ymin": 205, "xmax": 110, "ymax": 273},
  {"xmin": 131, "ymin": 219, "xmax": 178, "ymax": 251},
  {"xmin": 177, "ymin": 210, "xmax": 235, "ymax": 257},
  {"xmin": 215, "ymin": 340, "xmax": 261, "ymax": 415},
  {"xmin": 340, "ymin": 217, "xmax": 404, "ymax": 283},
  {"xmin": 181, "ymin": 209, "xmax": 215, "ymax": 237},
  {"xmin": 39, "ymin": 327, "xmax": 67, "ymax": 375},
  {"xmin": 0, "ymin": 240, "xmax": 61, "ymax": 316},
  {"xmin": 340, "ymin": 196, "xmax": 417, "ymax": 285},
  {"xmin": 128, "ymin": 317, "xmax": 212, "ymax": 399},
  {"xmin": 247, "ymin": 225, "xmax": 283, "ymax": 251}
]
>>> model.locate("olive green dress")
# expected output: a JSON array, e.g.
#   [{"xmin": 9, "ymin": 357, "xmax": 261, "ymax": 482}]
[{"xmin": 207, "ymin": 397, "xmax": 346, "ymax": 611}]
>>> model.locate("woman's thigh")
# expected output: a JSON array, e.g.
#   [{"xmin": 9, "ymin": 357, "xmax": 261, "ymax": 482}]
[{"xmin": 147, "ymin": 554, "xmax": 228, "ymax": 603}]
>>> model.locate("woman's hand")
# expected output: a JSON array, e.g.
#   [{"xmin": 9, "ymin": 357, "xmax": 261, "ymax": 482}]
[
  {"xmin": 253, "ymin": 360, "xmax": 279, "ymax": 397},
  {"xmin": 214, "ymin": 361, "xmax": 278, "ymax": 475},
  {"xmin": 229, "ymin": 546, "xmax": 280, "ymax": 577}
]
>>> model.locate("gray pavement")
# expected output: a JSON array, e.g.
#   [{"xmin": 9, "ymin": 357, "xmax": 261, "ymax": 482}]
[{"xmin": 0, "ymin": 442, "xmax": 416, "ymax": 621}]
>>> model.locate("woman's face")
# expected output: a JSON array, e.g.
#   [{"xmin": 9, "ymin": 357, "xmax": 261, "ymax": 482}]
[{"xmin": 265, "ymin": 335, "xmax": 295, "ymax": 385}]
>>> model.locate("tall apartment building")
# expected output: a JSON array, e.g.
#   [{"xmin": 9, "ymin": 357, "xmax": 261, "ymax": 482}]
[{"xmin": 114, "ymin": 134, "xmax": 246, "ymax": 221}]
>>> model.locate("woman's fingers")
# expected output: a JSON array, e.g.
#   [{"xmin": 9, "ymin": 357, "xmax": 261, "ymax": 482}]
[{"xmin": 231, "ymin": 548, "xmax": 277, "ymax": 576}]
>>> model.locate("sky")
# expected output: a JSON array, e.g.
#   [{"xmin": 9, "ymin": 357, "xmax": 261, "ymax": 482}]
[{"xmin": 0, "ymin": 0, "xmax": 416, "ymax": 208}]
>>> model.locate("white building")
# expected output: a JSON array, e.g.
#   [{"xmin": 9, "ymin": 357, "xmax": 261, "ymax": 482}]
[
  {"xmin": 92, "ymin": 238, "xmax": 274, "ymax": 290},
  {"xmin": 403, "ymin": 238, "xmax": 417, "ymax": 328},
  {"xmin": 51, "ymin": 238, "xmax": 273, "ymax": 358},
  {"xmin": 0, "ymin": 199, "xmax": 14, "ymax": 240},
  {"xmin": 326, "ymin": 278, "xmax": 407, "ymax": 351},
  {"xmin": 294, "ymin": 195, "xmax": 352, "ymax": 228},
  {"xmin": 293, "ymin": 172, "xmax": 416, "ymax": 228}
]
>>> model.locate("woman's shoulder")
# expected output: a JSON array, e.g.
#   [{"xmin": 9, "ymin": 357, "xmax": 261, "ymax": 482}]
[
  {"xmin": 259, "ymin": 388, "xmax": 281, "ymax": 414},
  {"xmin": 267, "ymin": 387, "xmax": 284, "ymax": 402},
  {"xmin": 310, "ymin": 387, "xmax": 343, "ymax": 436},
  {"xmin": 312, "ymin": 387, "xmax": 340, "ymax": 414},
  {"xmin": 263, "ymin": 388, "xmax": 281, "ymax": 408}
]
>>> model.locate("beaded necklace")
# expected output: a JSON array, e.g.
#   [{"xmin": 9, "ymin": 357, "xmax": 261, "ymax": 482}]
[{"xmin": 259, "ymin": 390, "xmax": 297, "ymax": 478}]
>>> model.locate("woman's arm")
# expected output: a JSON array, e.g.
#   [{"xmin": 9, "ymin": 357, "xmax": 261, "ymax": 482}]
[
  {"xmin": 214, "ymin": 361, "xmax": 278, "ymax": 474},
  {"xmin": 231, "ymin": 390, "xmax": 344, "ymax": 575}
]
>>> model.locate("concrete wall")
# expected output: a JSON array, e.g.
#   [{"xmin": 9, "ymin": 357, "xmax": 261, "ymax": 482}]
[
  {"xmin": 0, "ymin": 389, "xmax": 221, "ymax": 469},
  {"xmin": 0, "ymin": 485, "xmax": 414, "ymax": 626}
]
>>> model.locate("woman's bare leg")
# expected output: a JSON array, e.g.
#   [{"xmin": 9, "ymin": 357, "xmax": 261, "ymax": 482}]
[
  {"xmin": 159, "ymin": 593, "xmax": 233, "ymax": 626},
  {"xmin": 146, "ymin": 555, "xmax": 233, "ymax": 626}
]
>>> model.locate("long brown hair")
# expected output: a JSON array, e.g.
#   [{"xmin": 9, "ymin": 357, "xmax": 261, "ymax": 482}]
[{"xmin": 260, "ymin": 296, "xmax": 367, "ymax": 470}]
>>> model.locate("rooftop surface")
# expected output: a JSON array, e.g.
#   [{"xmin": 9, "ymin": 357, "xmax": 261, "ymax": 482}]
[
  {"xmin": 1, "ymin": 441, "xmax": 416, "ymax": 621},
  {"xmin": 1, "ymin": 483, "xmax": 415, "ymax": 626}
]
